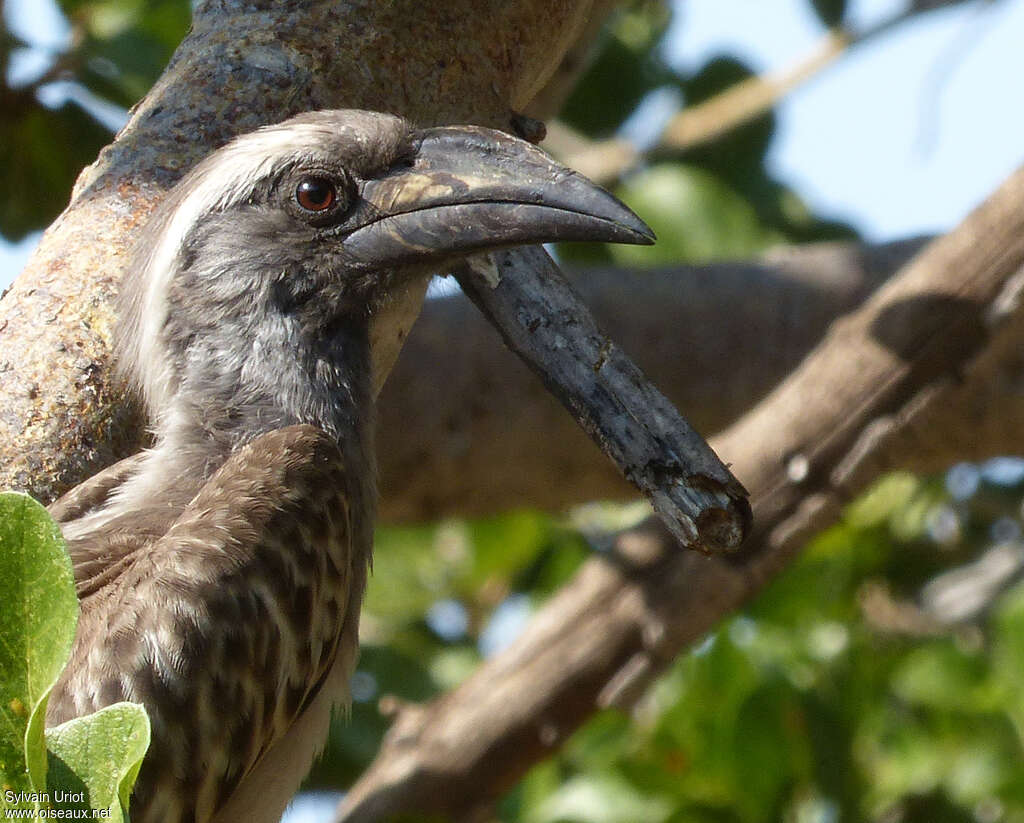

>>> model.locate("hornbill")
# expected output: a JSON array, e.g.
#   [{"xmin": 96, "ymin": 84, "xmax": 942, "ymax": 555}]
[{"xmin": 45, "ymin": 110, "xmax": 653, "ymax": 823}]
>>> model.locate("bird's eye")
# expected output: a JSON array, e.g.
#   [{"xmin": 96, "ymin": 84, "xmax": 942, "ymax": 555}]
[{"xmin": 295, "ymin": 178, "xmax": 338, "ymax": 212}]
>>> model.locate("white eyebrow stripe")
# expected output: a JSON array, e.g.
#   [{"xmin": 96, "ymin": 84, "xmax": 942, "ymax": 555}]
[{"xmin": 125, "ymin": 123, "xmax": 339, "ymax": 416}]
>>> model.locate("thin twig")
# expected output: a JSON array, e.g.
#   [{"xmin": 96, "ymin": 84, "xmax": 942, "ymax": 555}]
[{"xmin": 547, "ymin": 1, "xmax": 983, "ymax": 186}]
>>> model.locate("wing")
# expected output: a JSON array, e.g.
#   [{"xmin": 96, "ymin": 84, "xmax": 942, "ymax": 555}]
[
  {"xmin": 48, "ymin": 424, "xmax": 371, "ymax": 823},
  {"xmin": 48, "ymin": 452, "xmax": 148, "ymax": 523}
]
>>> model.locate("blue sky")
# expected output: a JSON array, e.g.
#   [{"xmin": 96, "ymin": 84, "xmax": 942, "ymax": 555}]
[
  {"xmin": 2, "ymin": 0, "xmax": 1024, "ymax": 286},
  {"xmin": 669, "ymin": 0, "xmax": 1024, "ymax": 240}
]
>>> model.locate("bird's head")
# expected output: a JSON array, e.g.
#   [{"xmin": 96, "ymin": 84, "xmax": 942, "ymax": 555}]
[{"xmin": 117, "ymin": 110, "xmax": 652, "ymax": 442}]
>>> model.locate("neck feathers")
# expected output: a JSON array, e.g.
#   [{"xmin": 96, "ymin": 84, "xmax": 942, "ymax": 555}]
[{"xmin": 63, "ymin": 321, "xmax": 376, "ymax": 549}]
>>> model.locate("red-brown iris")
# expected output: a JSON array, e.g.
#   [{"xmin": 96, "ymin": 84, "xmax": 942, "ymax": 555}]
[{"xmin": 295, "ymin": 178, "xmax": 337, "ymax": 212}]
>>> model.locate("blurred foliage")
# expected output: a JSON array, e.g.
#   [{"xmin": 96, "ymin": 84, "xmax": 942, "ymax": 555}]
[
  {"xmin": 0, "ymin": 102, "xmax": 111, "ymax": 240},
  {"xmin": 0, "ymin": 0, "xmax": 189, "ymax": 239},
  {"xmin": 810, "ymin": 0, "xmax": 849, "ymax": 27},
  {"xmin": 556, "ymin": 4, "xmax": 856, "ymax": 268},
  {"xmin": 7, "ymin": 0, "xmax": 1024, "ymax": 822},
  {"xmin": 321, "ymin": 467, "xmax": 1024, "ymax": 823}
]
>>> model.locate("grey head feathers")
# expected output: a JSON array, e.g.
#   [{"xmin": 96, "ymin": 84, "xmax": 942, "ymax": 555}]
[{"xmin": 117, "ymin": 110, "xmax": 414, "ymax": 424}]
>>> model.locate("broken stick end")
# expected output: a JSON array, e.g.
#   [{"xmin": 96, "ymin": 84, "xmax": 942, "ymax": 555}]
[{"xmin": 695, "ymin": 495, "xmax": 753, "ymax": 554}]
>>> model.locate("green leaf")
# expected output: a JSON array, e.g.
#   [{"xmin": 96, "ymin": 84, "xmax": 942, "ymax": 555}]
[
  {"xmin": 810, "ymin": 0, "xmax": 848, "ymax": 27},
  {"xmin": 845, "ymin": 472, "xmax": 921, "ymax": 528},
  {"xmin": 891, "ymin": 642, "xmax": 991, "ymax": 713},
  {"xmin": 676, "ymin": 57, "xmax": 776, "ymax": 178},
  {"xmin": 59, "ymin": 0, "xmax": 190, "ymax": 108},
  {"xmin": 0, "ymin": 103, "xmax": 112, "ymax": 240},
  {"xmin": 0, "ymin": 492, "xmax": 77, "ymax": 802},
  {"xmin": 365, "ymin": 523, "xmax": 451, "ymax": 622},
  {"xmin": 25, "ymin": 685, "xmax": 51, "ymax": 791},
  {"xmin": 528, "ymin": 773, "xmax": 672, "ymax": 823},
  {"xmin": 560, "ymin": 8, "xmax": 672, "ymax": 137},
  {"xmin": 612, "ymin": 164, "xmax": 781, "ymax": 265},
  {"xmin": 45, "ymin": 702, "xmax": 150, "ymax": 820},
  {"xmin": 464, "ymin": 511, "xmax": 552, "ymax": 591}
]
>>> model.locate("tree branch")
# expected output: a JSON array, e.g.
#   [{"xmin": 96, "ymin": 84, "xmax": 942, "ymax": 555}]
[{"xmin": 338, "ymin": 163, "xmax": 1024, "ymax": 821}]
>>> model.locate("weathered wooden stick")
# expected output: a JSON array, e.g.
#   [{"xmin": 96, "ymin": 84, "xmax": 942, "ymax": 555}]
[{"xmin": 453, "ymin": 246, "xmax": 751, "ymax": 553}]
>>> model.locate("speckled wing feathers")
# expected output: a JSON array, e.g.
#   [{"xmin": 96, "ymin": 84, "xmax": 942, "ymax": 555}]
[{"xmin": 47, "ymin": 425, "xmax": 367, "ymax": 823}]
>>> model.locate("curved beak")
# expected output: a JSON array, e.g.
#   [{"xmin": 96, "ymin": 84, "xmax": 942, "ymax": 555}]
[{"xmin": 343, "ymin": 125, "xmax": 654, "ymax": 269}]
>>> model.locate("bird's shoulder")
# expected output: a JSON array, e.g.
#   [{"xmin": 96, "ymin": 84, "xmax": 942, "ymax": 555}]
[{"xmin": 49, "ymin": 451, "xmax": 149, "ymax": 524}]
